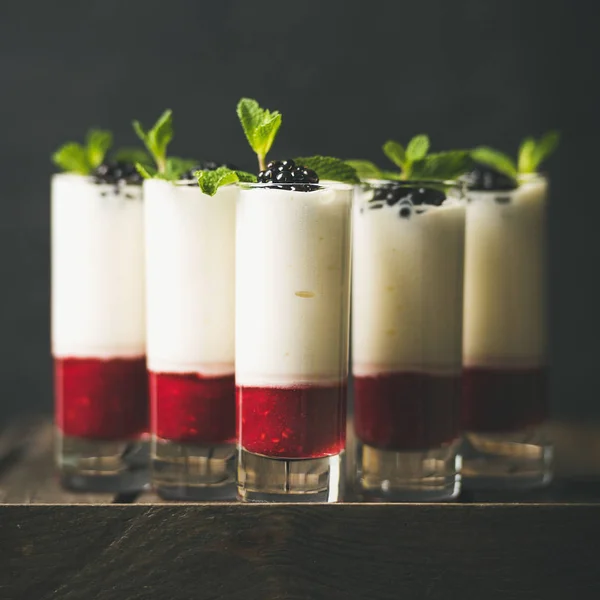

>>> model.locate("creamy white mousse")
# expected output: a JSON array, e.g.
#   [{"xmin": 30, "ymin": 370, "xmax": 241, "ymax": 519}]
[
  {"xmin": 236, "ymin": 183, "xmax": 353, "ymax": 387},
  {"xmin": 352, "ymin": 184, "xmax": 466, "ymax": 377},
  {"xmin": 144, "ymin": 179, "xmax": 236, "ymax": 376},
  {"xmin": 51, "ymin": 173, "xmax": 145, "ymax": 358},
  {"xmin": 463, "ymin": 176, "xmax": 547, "ymax": 368}
]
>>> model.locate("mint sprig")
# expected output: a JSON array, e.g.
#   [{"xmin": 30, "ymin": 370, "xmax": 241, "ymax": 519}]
[
  {"xmin": 236, "ymin": 98, "xmax": 282, "ymax": 171},
  {"xmin": 295, "ymin": 156, "xmax": 360, "ymax": 184},
  {"xmin": 345, "ymin": 160, "xmax": 383, "ymax": 180},
  {"xmin": 518, "ymin": 131, "xmax": 560, "ymax": 174},
  {"xmin": 411, "ymin": 151, "xmax": 473, "ymax": 180},
  {"xmin": 52, "ymin": 129, "xmax": 113, "ymax": 175},
  {"xmin": 473, "ymin": 131, "xmax": 559, "ymax": 180},
  {"xmin": 132, "ymin": 109, "xmax": 173, "ymax": 174},
  {"xmin": 112, "ymin": 147, "xmax": 153, "ymax": 166},
  {"xmin": 195, "ymin": 167, "xmax": 257, "ymax": 196},
  {"xmin": 383, "ymin": 134, "xmax": 471, "ymax": 181},
  {"xmin": 471, "ymin": 147, "xmax": 518, "ymax": 179},
  {"xmin": 134, "ymin": 156, "xmax": 198, "ymax": 182}
]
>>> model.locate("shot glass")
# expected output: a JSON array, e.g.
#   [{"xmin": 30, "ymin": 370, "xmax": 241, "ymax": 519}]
[
  {"xmin": 52, "ymin": 173, "xmax": 148, "ymax": 492},
  {"xmin": 352, "ymin": 180, "xmax": 466, "ymax": 501},
  {"xmin": 461, "ymin": 174, "xmax": 552, "ymax": 489},
  {"xmin": 236, "ymin": 182, "xmax": 353, "ymax": 502},
  {"xmin": 144, "ymin": 178, "xmax": 237, "ymax": 500}
]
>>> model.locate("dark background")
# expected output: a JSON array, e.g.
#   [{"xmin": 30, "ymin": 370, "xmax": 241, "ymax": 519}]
[{"xmin": 0, "ymin": 0, "xmax": 597, "ymax": 427}]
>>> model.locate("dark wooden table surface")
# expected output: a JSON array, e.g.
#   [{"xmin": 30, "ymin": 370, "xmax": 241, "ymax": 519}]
[{"xmin": 1, "ymin": 418, "xmax": 599, "ymax": 600}]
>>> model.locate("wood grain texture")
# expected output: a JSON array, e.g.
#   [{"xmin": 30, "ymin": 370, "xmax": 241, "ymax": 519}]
[
  {"xmin": 0, "ymin": 421, "xmax": 114, "ymax": 504},
  {"xmin": 1, "ymin": 503, "xmax": 600, "ymax": 600}
]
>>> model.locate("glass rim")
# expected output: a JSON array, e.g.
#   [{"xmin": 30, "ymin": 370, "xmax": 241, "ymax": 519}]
[
  {"xmin": 239, "ymin": 181, "xmax": 354, "ymax": 192},
  {"xmin": 361, "ymin": 177, "xmax": 465, "ymax": 188}
]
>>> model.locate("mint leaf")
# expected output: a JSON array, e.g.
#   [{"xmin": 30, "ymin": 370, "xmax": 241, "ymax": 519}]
[
  {"xmin": 380, "ymin": 170, "xmax": 403, "ymax": 181},
  {"xmin": 236, "ymin": 98, "xmax": 282, "ymax": 170},
  {"xmin": 411, "ymin": 151, "xmax": 473, "ymax": 180},
  {"xmin": 406, "ymin": 135, "xmax": 430, "ymax": 162},
  {"xmin": 164, "ymin": 157, "xmax": 198, "ymax": 181},
  {"xmin": 530, "ymin": 130, "xmax": 559, "ymax": 172},
  {"xmin": 518, "ymin": 137, "xmax": 537, "ymax": 174},
  {"xmin": 295, "ymin": 156, "xmax": 360, "ymax": 184},
  {"xmin": 345, "ymin": 160, "xmax": 383, "ymax": 180},
  {"xmin": 383, "ymin": 140, "xmax": 406, "ymax": 169},
  {"xmin": 112, "ymin": 147, "xmax": 153, "ymax": 166},
  {"xmin": 132, "ymin": 109, "xmax": 173, "ymax": 173},
  {"xmin": 85, "ymin": 129, "xmax": 113, "ymax": 170},
  {"xmin": 135, "ymin": 162, "xmax": 156, "ymax": 179},
  {"xmin": 471, "ymin": 147, "xmax": 518, "ymax": 179},
  {"xmin": 52, "ymin": 142, "xmax": 89, "ymax": 175},
  {"xmin": 195, "ymin": 166, "xmax": 257, "ymax": 196}
]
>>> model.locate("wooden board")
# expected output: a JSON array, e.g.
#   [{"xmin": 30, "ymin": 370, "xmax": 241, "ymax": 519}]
[
  {"xmin": 1, "ymin": 503, "xmax": 599, "ymax": 600},
  {"xmin": 1, "ymin": 418, "xmax": 600, "ymax": 599}
]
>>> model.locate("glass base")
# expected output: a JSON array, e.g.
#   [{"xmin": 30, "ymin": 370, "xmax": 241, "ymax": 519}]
[
  {"xmin": 461, "ymin": 427, "xmax": 553, "ymax": 490},
  {"xmin": 152, "ymin": 438, "xmax": 236, "ymax": 501},
  {"xmin": 237, "ymin": 448, "xmax": 345, "ymax": 502},
  {"xmin": 57, "ymin": 431, "xmax": 150, "ymax": 493},
  {"xmin": 356, "ymin": 441, "xmax": 462, "ymax": 501}
]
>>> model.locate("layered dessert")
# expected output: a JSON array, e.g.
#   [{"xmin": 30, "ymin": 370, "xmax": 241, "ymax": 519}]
[
  {"xmin": 144, "ymin": 170, "xmax": 237, "ymax": 450},
  {"xmin": 462, "ymin": 170, "xmax": 547, "ymax": 433},
  {"xmin": 52, "ymin": 164, "xmax": 148, "ymax": 442},
  {"xmin": 236, "ymin": 163, "xmax": 353, "ymax": 461},
  {"xmin": 352, "ymin": 181, "xmax": 466, "ymax": 452}
]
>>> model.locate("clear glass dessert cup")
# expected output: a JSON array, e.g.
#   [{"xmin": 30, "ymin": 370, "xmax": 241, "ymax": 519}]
[
  {"xmin": 144, "ymin": 179, "xmax": 237, "ymax": 500},
  {"xmin": 352, "ymin": 179, "xmax": 466, "ymax": 501},
  {"xmin": 52, "ymin": 173, "xmax": 149, "ymax": 492},
  {"xmin": 236, "ymin": 182, "xmax": 353, "ymax": 502},
  {"xmin": 461, "ymin": 173, "xmax": 552, "ymax": 490}
]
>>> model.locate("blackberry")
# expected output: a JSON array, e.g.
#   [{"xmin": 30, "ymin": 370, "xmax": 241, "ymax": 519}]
[
  {"xmin": 93, "ymin": 161, "xmax": 143, "ymax": 186},
  {"xmin": 466, "ymin": 164, "xmax": 517, "ymax": 191},
  {"xmin": 371, "ymin": 183, "xmax": 446, "ymax": 208},
  {"xmin": 258, "ymin": 158, "xmax": 319, "ymax": 192}
]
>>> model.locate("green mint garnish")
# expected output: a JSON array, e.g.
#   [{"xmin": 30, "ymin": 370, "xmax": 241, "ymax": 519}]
[
  {"xmin": 411, "ymin": 151, "xmax": 473, "ymax": 180},
  {"xmin": 470, "ymin": 147, "xmax": 518, "ymax": 179},
  {"xmin": 345, "ymin": 160, "xmax": 383, "ymax": 180},
  {"xmin": 195, "ymin": 167, "xmax": 257, "ymax": 196},
  {"xmin": 236, "ymin": 98, "xmax": 282, "ymax": 171},
  {"xmin": 295, "ymin": 156, "xmax": 360, "ymax": 184},
  {"xmin": 518, "ymin": 131, "xmax": 560, "ymax": 174},
  {"xmin": 382, "ymin": 134, "xmax": 471, "ymax": 180},
  {"xmin": 52, "ymin": 129, "xmax": 113, "ymax": 175},
  {"xmin": 134, "ymin": 156, "xmax": 198, "ymax": 182},
  {"xmin": 406, "ymin": 134, "xmax": 430, "ymax": 162},
  {"xmin": 112, "ymin": 147, "xmax": 153, "ymax": 166},
  {"xmin": 132, "ymin": 109, "xmax": 173, "ymax": 175},
  {"xmin": 473, "ymin": 131, "xmax": 559, "ymax": 180}
]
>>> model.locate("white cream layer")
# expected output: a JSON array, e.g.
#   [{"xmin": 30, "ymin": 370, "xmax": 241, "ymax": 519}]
[
  {"xmin": 51, "ymin": 173, "xmax": 145, "ymax": 358},
  {"xmin": 352, "ymin": 188, "xmax": 466, "ymax": 377},
  {"xmin": 463, "ymin": 176, "xmax": 547, "ymax": 368},
  {"xmin": 236, "ymin": 183, "xmax": 353, "ymax": 387},
  {"xmin": 144, "ymin": 179, "xmax": 236, "ymax": 376}
]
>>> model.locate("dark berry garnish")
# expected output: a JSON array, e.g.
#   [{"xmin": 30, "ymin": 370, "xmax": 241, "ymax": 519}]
[
  {"xmin": 275, "ymin": 170, "xmax": 294, "ymax": 184},
  {"xmin": 257, "ymin": 158, "xmax": 320, "ymax": 192},
  {"xmin": 466, "ymin": 163, "xmax": 518, "ymax": 191},
  {"xmin": 93, "ymin": 161, "xmax": 143, "ymax": 186},
  {"xmin": 371, "ymin": 183, "xmax": 446, "ymax": 208},
  {"xmin": 399, "ymin": 206, "xmax": 411, "ymax": 218}
]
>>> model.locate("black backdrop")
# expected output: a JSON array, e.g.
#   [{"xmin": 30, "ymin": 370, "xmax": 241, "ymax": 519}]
[{"xmin": 0, "ymin": 0, "xmax": 598, "ymax": 424}]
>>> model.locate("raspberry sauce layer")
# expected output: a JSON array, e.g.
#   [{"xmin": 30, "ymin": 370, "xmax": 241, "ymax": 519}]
[
  {"xmin": 150, "ymin": 372, "xmax": 235, "ymax": 445},
  {"xmin": 237, "ymin": 384, "xmax": 347, "ymax": 459},
  {"xmin": 461, "ymin": 366, "xmax": 547, "ymax": 433},
  {"xmin": 55, "ymin": 357, "xmax": 148, "ymax": 440},
  {"xmin": 354, "ymin": 372, "xmax": 460, "ymax": 451}
]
